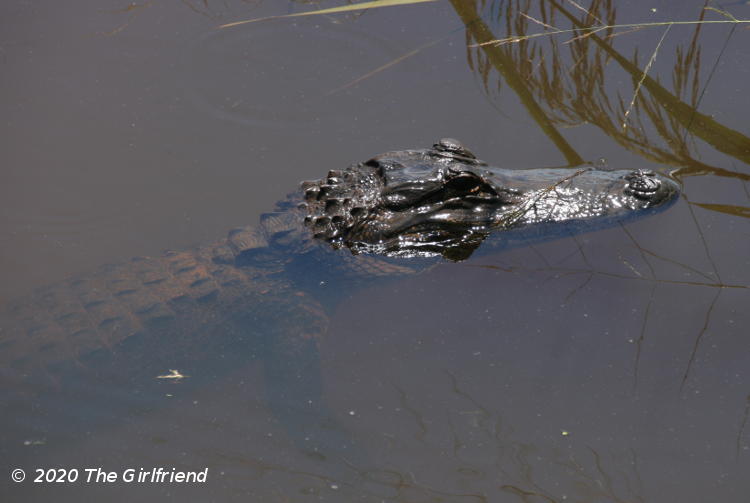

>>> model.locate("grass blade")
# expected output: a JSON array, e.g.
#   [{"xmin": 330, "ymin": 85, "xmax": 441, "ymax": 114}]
[{"xmin": 220, "ymin": 0, "xmax": 438, "ymax": 29}]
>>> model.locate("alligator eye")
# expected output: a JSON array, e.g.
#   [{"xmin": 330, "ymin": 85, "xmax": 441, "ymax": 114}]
[
  {"xmin": 445, "ymin": 172, "xmax": 482, "ymax": 192},
  {"xmin": 436, "ymin": 138, "xmax": 464, "ymax": 151},
  {"xmin": 433, "ymin": 138, "xmax": 477, "ymax": 159}
]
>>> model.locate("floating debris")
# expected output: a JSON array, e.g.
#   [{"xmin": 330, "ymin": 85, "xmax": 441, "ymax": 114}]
[{"xmin": 156, "ymin": 369, "xmax": 188, "ymax": 380}]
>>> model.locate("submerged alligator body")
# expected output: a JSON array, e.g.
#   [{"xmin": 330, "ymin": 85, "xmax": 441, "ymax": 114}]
[{"xmin": 0, "ymin": 139, "xmax": 678, "ymax": 449}]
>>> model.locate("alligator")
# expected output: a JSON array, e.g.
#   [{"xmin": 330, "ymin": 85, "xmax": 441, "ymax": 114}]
[{"xmin": 0, "ymin": 138, "xmax": 679, "ymax": 452}]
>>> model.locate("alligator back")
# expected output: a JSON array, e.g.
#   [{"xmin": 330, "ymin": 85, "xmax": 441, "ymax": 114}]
[
  {"xmin": 0, "ymin": 195, "xmax": 422, "ymax": 390},
  {"xmin": 0, "ymin": 237, "xmax": 328, "ymax": 387}
]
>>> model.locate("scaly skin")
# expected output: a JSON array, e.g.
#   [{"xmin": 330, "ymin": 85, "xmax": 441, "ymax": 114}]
[
  {"xmin": 0, "ymin": 199, "xmax": 416, "ymax": 457},
  {"xmin": 0, "ymin": 237, "xmax": 327, "ymax": 384},
  {"xmin": 0, "ymin": 197, "xmax": 421, "ymax": 388}
]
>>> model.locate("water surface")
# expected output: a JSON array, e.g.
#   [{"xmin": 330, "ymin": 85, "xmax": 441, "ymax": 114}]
[{"xmin": 1, "ymin": 1, "xmax": 749, "ymax": 501}]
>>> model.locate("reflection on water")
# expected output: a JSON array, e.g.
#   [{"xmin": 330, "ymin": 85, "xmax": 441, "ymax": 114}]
[
  {"xmin": 459, "ymin": 0, "xmax": 750, "ymax": 175},
  {"xmin": 1, "ymin": 0, "xmax": 749, "ymax": 501}
]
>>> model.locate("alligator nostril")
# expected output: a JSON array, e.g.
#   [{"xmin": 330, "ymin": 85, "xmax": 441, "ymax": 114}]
[{"xmin": 624, "ymin": 170, "xmax": 661, "ymax": 199}]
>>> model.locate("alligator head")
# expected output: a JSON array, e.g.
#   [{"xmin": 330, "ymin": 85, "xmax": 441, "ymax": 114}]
[{"xmin": 300, "ymin": 138, "xmax": 679, "ymax": 260}]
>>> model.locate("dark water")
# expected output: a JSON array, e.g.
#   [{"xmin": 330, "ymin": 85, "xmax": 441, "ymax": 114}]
[{"xmin": 1, "ymin": 0, "xmax": 749, "ymax": 501}]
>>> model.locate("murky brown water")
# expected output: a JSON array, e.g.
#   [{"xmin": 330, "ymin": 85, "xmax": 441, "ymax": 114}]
[{"xmin": 2, "ymin": 1, "xmax": 749, "ymax": 501}]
